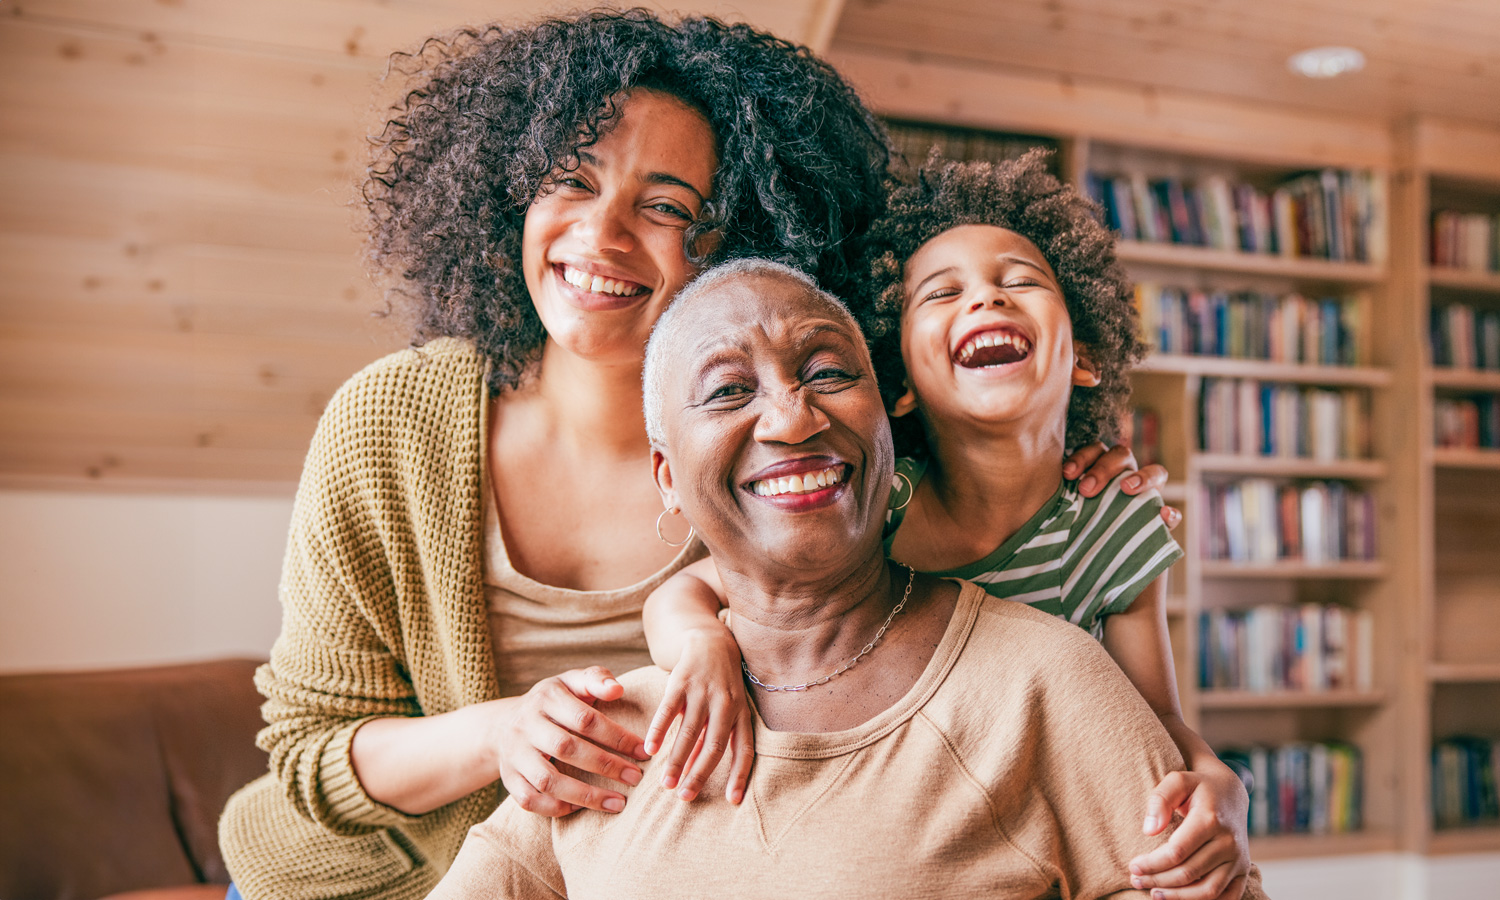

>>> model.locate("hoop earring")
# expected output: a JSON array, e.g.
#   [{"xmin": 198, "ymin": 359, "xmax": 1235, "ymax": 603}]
[
  {"xmin": 655, "ymin": 507, "xmax": 695, "ymax": 547},
  {"xmin": 888, "ymin": 471, "xmax": 915, "ymax": 512}
]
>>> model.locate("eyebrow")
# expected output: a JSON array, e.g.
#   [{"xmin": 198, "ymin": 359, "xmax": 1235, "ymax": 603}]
[
  {"xmin": 575, "ymin": 151, "xmax": 707, "ymax": 202},
  {"xmin": 908, "ymin": 255, "xmax": 1054, "ymax": 295},
  {"xmin": 686, "ymin": 321, "xmax": 855, "ymax": 382}
]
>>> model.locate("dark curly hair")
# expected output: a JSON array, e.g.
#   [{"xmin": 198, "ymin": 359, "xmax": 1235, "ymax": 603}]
[
  {"xmin": 852, "ymin": 149, "xmax": 1145, "ymax": 456},
  {"xmin": 363, "ymin": 8, "xmax": 892, "ymax": 393}
]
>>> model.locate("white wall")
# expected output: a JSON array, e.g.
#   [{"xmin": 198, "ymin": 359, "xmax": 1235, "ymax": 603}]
[
  {"xmin": 1258, "ymin": 852, "xmax": 1500, "ymax": 900},
  {"xmin": 0, "ymin": 488, "xmax": 291, "ymax": 673}
]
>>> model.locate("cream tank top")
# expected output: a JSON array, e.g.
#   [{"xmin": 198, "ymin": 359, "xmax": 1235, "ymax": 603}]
[{"xmin": 482, "ymin": 489, "xmax": 704, "ymax": 699}]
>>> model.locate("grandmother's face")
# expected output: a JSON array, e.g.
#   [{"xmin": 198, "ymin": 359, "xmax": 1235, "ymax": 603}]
[
  {"xmin": 653, "ymin": 275, "xmax": 894, "ymax": 573},
  {"xmin": 523, "ymin": 89, "xmax": 717, "ymax": 370}
]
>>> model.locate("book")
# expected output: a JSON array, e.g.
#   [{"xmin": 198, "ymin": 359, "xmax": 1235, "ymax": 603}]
[
  {"xmin": 1431, "ymin": 210, "xmax": 1500, "ymax": 273},
  {"xmin": 1432, "ymin": 737, "xmax": 1500, "ymax": 829},
  {"xmin": 1200, "ymin": 478, "xmax": 1376, "ymax": 564},
  {"xmin": 1138, "ymin": 284, "xmax": 1367, "ymax": 365},
  {"xmin": 1198, "ymin": 377, "xmax": 1371, "ymax": 459},
  {"xmin": 1198, "ymin": 603, "xmax": 1373, "ymax": 693},
  {"xmin": 1088, "ymin": 168, "xmax": 1382, "ymax": 261},
  {"xmin": 1221, "ymin": 741, "xmax": 1363, "ymax": 835}
]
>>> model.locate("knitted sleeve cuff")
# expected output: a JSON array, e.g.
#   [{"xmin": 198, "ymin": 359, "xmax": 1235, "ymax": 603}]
[{"xmin": 317, "ymin": 718, "xmax": 427, "ymax": 830}]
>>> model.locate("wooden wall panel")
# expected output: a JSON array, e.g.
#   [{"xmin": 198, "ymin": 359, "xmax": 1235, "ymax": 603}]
[
  {"xmin": 827, "ymin": 45, "xmax": 1393, "ymax": 170},
  {"xmin": 0, "ymin": 1, "xmax": 839, "ymax": 492}
]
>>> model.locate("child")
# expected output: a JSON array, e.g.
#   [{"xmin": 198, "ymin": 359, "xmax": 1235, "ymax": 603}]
[{"xmin": 642, "ymin": 150, "xmax": 1250, "ymax": 900}]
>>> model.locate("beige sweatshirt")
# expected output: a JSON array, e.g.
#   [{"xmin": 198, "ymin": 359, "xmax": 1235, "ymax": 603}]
[{"xmin": 431, "ymin": 582, "xmax": 1268, "ymax": 899}]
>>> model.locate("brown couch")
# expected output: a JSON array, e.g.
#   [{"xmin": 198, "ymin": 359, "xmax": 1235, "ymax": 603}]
[{"xmin": 0, "ymin": 659, "xmax": 268, "ymax": 900}]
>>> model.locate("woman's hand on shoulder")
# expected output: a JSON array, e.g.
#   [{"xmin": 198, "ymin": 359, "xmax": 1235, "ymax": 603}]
[
  {"xmin": 645, "ymin": 625, "xmax": 756, "ymax": 805},
  {"xmin": 491, "ymin": 666, "xmax": 652, "ymax": 817},
  {"xmin": 1062, "ymin": 442, "xmax": 1180, "ymax": 530},
  {"xmin": 1128, "ymin": 764, "xmax": 1252, "ymax": 900}
]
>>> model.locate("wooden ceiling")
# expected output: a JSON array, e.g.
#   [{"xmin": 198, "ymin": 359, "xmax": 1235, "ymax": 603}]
[{"xmin": 830, "ymin": 0, "xmax": 1500, "ymax": 128}]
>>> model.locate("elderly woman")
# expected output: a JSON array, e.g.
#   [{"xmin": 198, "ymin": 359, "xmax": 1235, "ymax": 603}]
[{"xmin": 426, "ymin": 260, "xmax": 1267, "ymax": 900}]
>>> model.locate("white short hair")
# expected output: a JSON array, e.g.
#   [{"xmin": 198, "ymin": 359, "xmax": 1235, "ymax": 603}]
[{"xmin": 642, "ymin": 259, "xmax": 859, "ymax": 448}]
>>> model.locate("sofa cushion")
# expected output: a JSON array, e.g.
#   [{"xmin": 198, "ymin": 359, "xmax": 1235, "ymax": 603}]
[{"xmin": 0, "ymin": 659, "xmax": 267, "ymax": 900}]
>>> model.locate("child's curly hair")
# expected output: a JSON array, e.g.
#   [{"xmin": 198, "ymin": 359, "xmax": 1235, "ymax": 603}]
[
  {"xmin": 852, "ymin": 149, "xmax": 1144, "ymax": 456},
  {"xmin": 363, "ymin": 9, "xmax": 892, "ymax": 393}
]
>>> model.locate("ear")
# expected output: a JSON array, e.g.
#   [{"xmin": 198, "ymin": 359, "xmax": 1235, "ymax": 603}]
[
  {"xmin": 651, "ymin": 448, "xmax": 681, "ymax": 510},
  {"xmin": 1071, "ymin": 349, "xmax": 1101, "ymax": 388},
  {"xmin": 890, "ymin": 382, "xmax": 920, "ymax": 418}
]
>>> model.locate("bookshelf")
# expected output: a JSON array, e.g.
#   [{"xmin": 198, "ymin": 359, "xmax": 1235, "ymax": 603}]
[
  {"xmin": 873, "ymin": 94, "xmax": 1499, "ymax": 860},
  {"xmin": 1393, "ymin": 118, "xmax": 1500, "ymax": 853}
]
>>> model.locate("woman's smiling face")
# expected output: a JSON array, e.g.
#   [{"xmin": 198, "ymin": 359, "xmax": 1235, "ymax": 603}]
[
  {"xmin": 653, "ymin": 272, "xmax": 894, "ymax": 574},
  {"xmin": 523, "ymin": 88, "xmax": 718, "ymax": 369},
  {"xmin": 898, "ymin": 224, "xmax": 1097, "ymax": 440}
]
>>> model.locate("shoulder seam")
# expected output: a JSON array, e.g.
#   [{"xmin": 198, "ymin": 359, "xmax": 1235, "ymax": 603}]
[{"xmin": 912, "ymin": 709, "xmax": 1053, "ymax": 885}]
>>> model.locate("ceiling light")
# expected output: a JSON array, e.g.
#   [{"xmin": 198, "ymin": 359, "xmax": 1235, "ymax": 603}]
[{"xmin": 1288, "ymin": 46, "xmax": 1366, "ymax": 79}]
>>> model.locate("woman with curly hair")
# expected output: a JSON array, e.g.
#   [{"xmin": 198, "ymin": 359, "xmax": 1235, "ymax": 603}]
[
  {"xmin": 217, "ymin": 12, "xmax": 897, "ymax": 899},
  {"xmin": 217, "ymin": 11, "xmax": 1149, "ymax": 899}
]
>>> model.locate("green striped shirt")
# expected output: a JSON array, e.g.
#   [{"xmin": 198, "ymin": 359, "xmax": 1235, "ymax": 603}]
[{"xmin": 885, "ymin": 457, "xmax": 1184, "ymax": 639}]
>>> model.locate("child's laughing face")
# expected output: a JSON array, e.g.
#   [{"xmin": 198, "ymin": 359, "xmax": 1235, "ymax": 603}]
[{"xmin": 896, "ymin": 224, "xmax": 1098, "ymax": 442}]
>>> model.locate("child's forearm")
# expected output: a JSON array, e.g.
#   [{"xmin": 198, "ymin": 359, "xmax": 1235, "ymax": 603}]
[
  {"xmin": 642, "ymin": 559, "xmax": 728, "ymax": 670},
  {"xmin": 1158, "ymin": 711, "xmax": 1234, "ymax": 777}
]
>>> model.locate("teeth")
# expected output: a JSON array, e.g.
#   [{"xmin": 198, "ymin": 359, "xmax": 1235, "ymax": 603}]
[
  {"xmin": 749, "ymin": 466, "xmax": 844, "ymax": 498},
  {"xmin": 956, "ymin": 330, "xmax": 1032, "ymax": 364},
  {"xmin": 560, "ymin": 265, "xmax": 644, "ymax": 297}
]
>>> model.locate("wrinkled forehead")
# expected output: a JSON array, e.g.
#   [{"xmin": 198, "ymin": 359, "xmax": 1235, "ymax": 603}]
[{"xmin": 675, "ymin": 274, "xmax": 861, "ymax": 365}]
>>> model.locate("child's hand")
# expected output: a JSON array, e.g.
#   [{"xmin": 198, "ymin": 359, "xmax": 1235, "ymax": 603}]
[
  {"xmin": 1128, "ymin": 767, "xmax": 1251, "ymax": 900},
  {"xmin": 644, "ymin": 626, "xmax": 755, "ymax": 804},
  {"xmin": 1062, "ymin": 442, "xmax": 1180, "ymax": 530}
]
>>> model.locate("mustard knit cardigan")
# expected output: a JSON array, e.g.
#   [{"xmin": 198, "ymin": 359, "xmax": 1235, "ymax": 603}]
[{"xmin": 220, "ymin": 339, "xmax": 503, "ymax": 900}]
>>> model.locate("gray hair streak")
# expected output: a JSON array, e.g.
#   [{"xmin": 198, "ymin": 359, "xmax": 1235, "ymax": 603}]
[{"xmin": 642, "ymin": 258, "xmax": 858, "ymax": 448}]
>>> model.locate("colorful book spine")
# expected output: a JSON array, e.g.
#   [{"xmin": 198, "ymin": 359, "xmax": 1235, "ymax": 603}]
[
  {"xmin": 1432, "ymin": 737, "xmax": 1500, "ymax": 829},
  {"xmin": 1198, "ymin": 604, "xmax": 1373, "ymax": 692},
  {"xmin": 1136, "ymin": 284, "xmax": 1367, "ymax": 365},
  {"xmin": 1125, "ymin": 407, "xmax": 1163, "ymax": 468},
  {"xmin": 1199, "ymin": 378, "xmax": 1370, "ymax": 460},
  {"xmin": 1218, "ymin": 742, "xmax": 1364, "ymax": 836},
  {"xmin": 1430, "ymin": 303, "xmax": 1500, "ymax": 370},
  {"xmin": 1089, "ymin": 168, "xmax": 1383, "ymax": 263},
  {"xmin": 1200, "ymin": 478, "xmax": 1377, "ymax": 564},
  {"xmin": 1431, "ymin": 210, "xmax": 1500, "ymax": 273},
  {"xmin": 1434, "ymin": 395, "xmax": 1500, "ymax": 450}
]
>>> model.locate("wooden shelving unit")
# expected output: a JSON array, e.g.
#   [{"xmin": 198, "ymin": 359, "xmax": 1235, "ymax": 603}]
[
  {"xmin": 871, "ymin": 78, "xmax": 1499, "ymax": 860},
  {"xmin": 1115, "ymin": 240, "xmax": 1386, "ymax": 283},
  {"xmin": 1392, "ymin": 118, "xmax": 1500, "ymax": 854},
  {"xmin": 1138, "ymin": 355, "xmax": 1392, "ymax": 387},
  {"xmin": 1082, "ymin": 138, "xmax": 1402, "ymax": 861},
  {"xmin": 1199, "ymin": 690, "xmax": 1386, "ymax": 710}
]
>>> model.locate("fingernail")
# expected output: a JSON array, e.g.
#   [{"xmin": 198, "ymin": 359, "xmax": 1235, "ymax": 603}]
[
  {"xmin": 661, "ymin": 774, "xmax": 678, "ymax": 789},
  {"xmin": 729, "ymin": 789, "xmax": 743, "ymax": 804},
  {"xmin": 1131, "ymin": 876, "xmax": 1144, "ymax": 890},
  {"xmin": 1081, "ymin": 476, "xmax": 1096, "ymax": 493},
  {"xmin": 1124, "ymin": 475, "xmax": 1141, "ymax": 491},
  {"xmin": 1063, "ymin": 463, "xmax": 1079, "ymax": 477},
  {"xmin": 678, "ymin": 788, "xmax": 696, "ymax": 801},
  {"xmin": 603, "ymin": 797, "xmax": 624, "ymax": 813},
  {"xmin": 621, "ymin": 767, "xmax": 641, "ymax": 786},
  {"xmin": 634, "ymin": 743, "xmax": 651, "ymax": 760},
  {"xmin": 1143, "ymin": 815, "xmax": 1159, "ymax": 832},
  {"xmin": 1153, "ymin": 891, "xmax": 1166, "ymax": 900}
]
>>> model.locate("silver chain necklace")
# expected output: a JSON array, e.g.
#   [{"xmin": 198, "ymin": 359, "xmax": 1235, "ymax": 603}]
[{"xmin": 740, "ymin": 565, "xmax": 916, "ymax": 693}]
